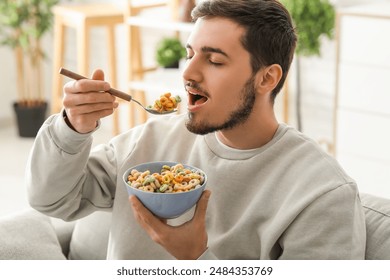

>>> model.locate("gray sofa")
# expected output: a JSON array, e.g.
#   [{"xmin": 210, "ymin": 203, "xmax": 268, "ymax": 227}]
[
  {"xmin": 0, "ymin": 193, "xmax": 389, "ymax": 260},
  {"xmin": 0, "ymin": 209, "xmax": 111, "ymax": 260}
]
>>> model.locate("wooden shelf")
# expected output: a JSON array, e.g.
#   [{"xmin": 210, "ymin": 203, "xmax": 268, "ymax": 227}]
[
  {"xmin": 128, "ymin": 68, "xmax": 185, "ymax": 95},
  {"xmin": 124, "ymin": 2, "xmax": 193, "ymax": 127},
  {"xmin": 126, "ymin": 15, "xmax": 194, "ymax": 32},
  {"xmin": 338, "ymin": 3, "xmax": 390, "ymax": 18}
]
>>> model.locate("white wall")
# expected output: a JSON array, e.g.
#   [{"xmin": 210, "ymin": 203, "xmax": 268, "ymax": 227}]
[{"xmin": 284, "ymin": 0, "xmax": 390, "ymax": 141}]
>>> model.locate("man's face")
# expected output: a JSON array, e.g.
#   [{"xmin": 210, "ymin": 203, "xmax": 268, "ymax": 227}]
[{"xmin": 183, "ymin": 17, "xmax": 256, "ymax": 135}]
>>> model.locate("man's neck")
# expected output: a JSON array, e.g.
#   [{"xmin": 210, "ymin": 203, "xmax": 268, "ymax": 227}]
[{"xmin": 216, "ymin": 113, "xmax": 279, "ymax": 150}]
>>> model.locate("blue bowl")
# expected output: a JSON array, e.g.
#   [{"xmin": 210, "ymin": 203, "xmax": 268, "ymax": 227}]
[{"xmin": 123, "ymin": 161, "xmax": 207, "ymax": 219}]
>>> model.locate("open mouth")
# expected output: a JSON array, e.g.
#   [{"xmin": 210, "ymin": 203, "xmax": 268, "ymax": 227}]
[{"xmin": 188, "ymin": 91, "xmax": 208, "ymax": 106}]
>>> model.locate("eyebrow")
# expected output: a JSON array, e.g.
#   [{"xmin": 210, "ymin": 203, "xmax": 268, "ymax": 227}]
[{"xmin": 186, "ymin": 43, "xmax": 229, "ymax": 58}]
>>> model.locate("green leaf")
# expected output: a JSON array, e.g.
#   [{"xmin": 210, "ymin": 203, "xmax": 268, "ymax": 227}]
[
  {"xmin": 0, "ymin": 0, "xmax": 61, "ymax": 51},
  {"xmin": 156, "ymin": 37, "xmax": 186, "ymax": 67},
  {"xmin": 280, "ymin": 0, "xmax": 335, "ymax": 56}
]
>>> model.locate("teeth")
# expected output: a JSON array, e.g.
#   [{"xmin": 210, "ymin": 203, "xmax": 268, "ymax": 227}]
[{"xmin": 190, "ymin": 91, "xmax": 203, "ymax": 97}]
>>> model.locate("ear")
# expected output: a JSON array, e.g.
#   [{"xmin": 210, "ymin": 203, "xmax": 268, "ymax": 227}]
[{"xmin": 255, "ymin": 64, "xmax": 283, "ymax": 95}]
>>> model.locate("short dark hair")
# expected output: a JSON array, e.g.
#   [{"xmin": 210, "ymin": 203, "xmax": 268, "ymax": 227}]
[{"xmin": 192, "ymin": 0, "xmax": 297, "ymax": 99}]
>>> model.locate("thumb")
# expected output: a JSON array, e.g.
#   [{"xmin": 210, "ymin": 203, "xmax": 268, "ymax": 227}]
[
  {"xmin": 91, "ymin": 69, "xmax": 105, "ymax": 81},
  {"xmin": 193, "ymin": 190, "xmax": 211, "ymax": 223}
]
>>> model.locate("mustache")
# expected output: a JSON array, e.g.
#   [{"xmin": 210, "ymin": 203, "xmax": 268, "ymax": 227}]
[{"xmin": 184, "ymin": 81, "xmax": 209, "ymax": 97}]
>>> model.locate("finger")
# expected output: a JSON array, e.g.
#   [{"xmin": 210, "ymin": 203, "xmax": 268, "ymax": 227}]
[
  {"xmin": 63, "ymin": 91, "xmax": 115, "ymax": 109},
  {"xmin": 129, "ymin": 195, "xmax": 167, "ymax": 234},
  {"xmin": 66, "ymin": 101, "xmax": 118, "ymax": 116},
  {"xmin": 64, "ymin": 79, "xmax": 110, "ymax": 95},
  {"xmin": 129, "ymin": 195, "xmax": 169, "ymax": 245},
  {"xmin": 64, "ymin": 106, "xmax": 114, "ymax": 134},
  {"xmin": 91, "ymin": 69, "xmax": 105, "ymax": 81},
  {"xmin": 193, "ymin": 190, "xmax": 211, "ymax": 223},
  {"xmin": 71, "ymin": 91, "xmax": 115, "ymax": 104}
]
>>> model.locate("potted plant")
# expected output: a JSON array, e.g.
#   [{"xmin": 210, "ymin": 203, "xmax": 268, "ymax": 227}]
[
  {"xmin": 155, "ymin": 37, "xmax": 186, "ymax": 68},
  {"xmin": 280, "ymin": 0, "xmax": 335, "ymax": 131},
  {"xmin": 0, "ymin": 0, "xmax": 59, "ymax": 137}
]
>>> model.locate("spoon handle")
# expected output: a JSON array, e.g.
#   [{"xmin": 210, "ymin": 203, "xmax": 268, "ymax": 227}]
[{"xmin": 59, "ymin": 67, "xmax": 132, "ymax": 102}]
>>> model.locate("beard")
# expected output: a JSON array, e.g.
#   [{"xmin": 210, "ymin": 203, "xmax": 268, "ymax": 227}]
[{"xmin": 185, "ymin": 75, "xmax": 256, "ymax": 135}]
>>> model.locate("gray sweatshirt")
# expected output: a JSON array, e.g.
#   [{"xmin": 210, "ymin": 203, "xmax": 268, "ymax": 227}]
[{"xmin": 26, "ymin": 112, "xmax": 366, "ymax": 259}]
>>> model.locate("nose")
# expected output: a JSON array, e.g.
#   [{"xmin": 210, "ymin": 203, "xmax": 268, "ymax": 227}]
[{"xmin": 182, "ymin": 56, "xmax": 203, "ymax": 84}]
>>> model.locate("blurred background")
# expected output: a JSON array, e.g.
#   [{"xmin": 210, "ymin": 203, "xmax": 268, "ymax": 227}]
[{"xmin": 1, "ymin": 0, "xmax": 389, "ymax": 216}]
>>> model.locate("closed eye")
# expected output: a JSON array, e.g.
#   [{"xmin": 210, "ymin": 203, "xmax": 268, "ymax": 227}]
[
  {"xmin": 186, "ymin": 55, "xmax": 222, "ymax": 66},
  {"xmin": 209, "ymin": 60, "xmax": 223, "ymax": 66},
  {"xmin": 186, "ymin": 43, "xmax": 228, "ymax": 67}
]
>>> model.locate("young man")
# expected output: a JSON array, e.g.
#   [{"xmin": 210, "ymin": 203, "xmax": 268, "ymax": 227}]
[{"xmin": 26, "ymin": 0, "xmax": 366, "ymax": 259}]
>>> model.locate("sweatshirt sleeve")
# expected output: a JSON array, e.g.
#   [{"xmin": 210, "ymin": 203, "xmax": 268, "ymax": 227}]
[
  {"xmin": 25, "ymin": 113, "xmax": 117, "ymax": 221},
  {"xmin": 278, "ymin": 183, "xmax": 366, "ymax": 259},
  {"xmin": 197, "ymin": 248, "xmax": 219, "ymax": 260}
]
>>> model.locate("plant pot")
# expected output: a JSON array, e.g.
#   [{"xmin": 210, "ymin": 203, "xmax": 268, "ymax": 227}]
[{"xmin": 13, "ymin": 102, "xmax": 48, "ymax": 138}]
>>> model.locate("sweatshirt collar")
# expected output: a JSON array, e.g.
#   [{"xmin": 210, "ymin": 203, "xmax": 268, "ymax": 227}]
[{"xmin": 204, "ymin": 123, "xmax": 288, "ymax": 160}]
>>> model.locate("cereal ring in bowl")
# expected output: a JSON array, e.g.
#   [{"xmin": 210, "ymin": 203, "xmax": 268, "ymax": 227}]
[{"xmin": 123, "ymin": 161, "xmax": 207, "ymax": 219}]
